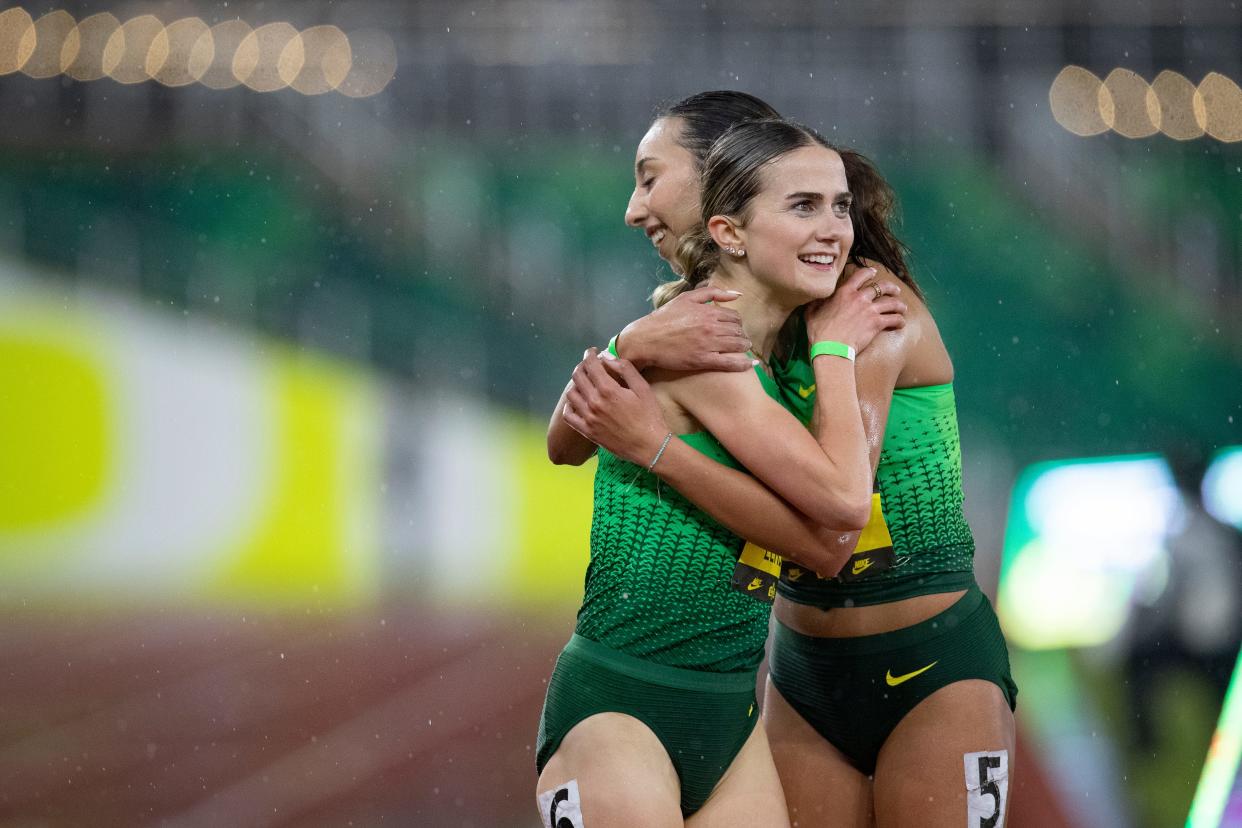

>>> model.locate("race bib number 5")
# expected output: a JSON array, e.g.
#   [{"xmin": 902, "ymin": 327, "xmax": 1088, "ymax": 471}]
[{"xmin": 964, "ymin": 750, "xmax": 1008, "ymax": 828}]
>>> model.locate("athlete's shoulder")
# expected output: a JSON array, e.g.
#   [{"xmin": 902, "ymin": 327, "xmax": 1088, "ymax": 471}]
[{"xmin": 648, "ymin": 364, "xmax": 763, "ymax": 395}]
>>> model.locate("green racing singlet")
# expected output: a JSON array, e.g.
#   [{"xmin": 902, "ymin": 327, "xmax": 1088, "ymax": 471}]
[
  {"xmin": 574, "ymin": 365, "xmax": 794, "ymax": 673},
  {"xmin": 771, "ymin": 340, "xmax": 977, "ymax": 607}
]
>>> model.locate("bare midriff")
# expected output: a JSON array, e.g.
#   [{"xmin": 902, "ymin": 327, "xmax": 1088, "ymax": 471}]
[{"xmin": 773, "ymin": 590, "xmax": 967, "ymax": 638}]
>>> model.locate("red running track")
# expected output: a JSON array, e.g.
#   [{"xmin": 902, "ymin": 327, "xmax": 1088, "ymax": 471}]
[{"xmin": 0, "ymin": 608, "xmax": 1070, "ymax": 827}]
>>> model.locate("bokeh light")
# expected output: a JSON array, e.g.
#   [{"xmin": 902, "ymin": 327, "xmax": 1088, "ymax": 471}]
[
  {"xmin": 1197, "ymin": 71, "xmax": 1242, "ymax": 142},
  {"xmin": 0, "ymin": 6, "xmax": 36, "ymax": 76},
  {"xmin": 233, "ymin": 21, "xmax": 300, "ymax": 93},
  {"xmin": 999, "ymin": 455, "xmax": 1180, "ymax": 649},
  {"xmin": 21, "ymin": 9, "xmax": 75, "ymax": 79},
  {"xmin": 1049, "ymin": 65, "xmax": 1112, "ymax": 136},
  {"xmin": 0, "ymin": 8, "xmax": 393, "ymax": 98},
  {"xmin": 280, "ymin": 25, "xmax": 352, "ymax": 95},
  {"xmin": 102, "ymin": 14, "xmax": 165, "ymax": 85},
  {"xmin": 1203, "ymin": 447, "xmax": 1242, "ymax": 529},
  {"xmin": 147, "ymin": 17, "xmax": 210, "ymax": 87},
  {"xmin": 1147, "ymin": 69, "xmax": 1205, "ymax": 140},
  {"xmin": 1102, "ymin": 68, "xmax": 1158, "ymax": 138},
  {"xmin": 335, "ymin": 29, "xmax": 396, "ymax": 98},
  {"xmin": 191, "ymin": 19, "xmax": 251, "ymax": 90},
  {"xmin": 61, "ymin": 12, "xmax": 120, "ymax": 81}
]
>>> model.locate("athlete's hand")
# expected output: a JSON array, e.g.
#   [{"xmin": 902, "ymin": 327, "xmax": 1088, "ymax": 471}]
[
  {"xmin": 563, "ymin": 348, "xmax": 671, "ymax": 466},
  {"xmin": 804, "ymin": 266, "xmax": 906, "ymax": 353},
  {"xmin": 614, "ymin": 284, "xmax": 752, "ymax": 372}
]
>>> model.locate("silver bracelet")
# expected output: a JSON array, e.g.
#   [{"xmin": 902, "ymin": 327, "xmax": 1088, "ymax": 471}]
[{"xmin": 647, "ymin": 432, "xmax": 674, "ymax": 471}]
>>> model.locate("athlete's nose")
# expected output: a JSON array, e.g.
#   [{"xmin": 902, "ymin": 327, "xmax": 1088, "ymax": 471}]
[
  {"xmin": 817, "ymin": 208, "xmax": 852, "ymax": 250},
  {"xmin": 818, "ymin": 212, "xmax": 844, "ymax": 240},
  {"xmin": 624, "ymin": 187, "xmax": 646, "ymax": 227}
]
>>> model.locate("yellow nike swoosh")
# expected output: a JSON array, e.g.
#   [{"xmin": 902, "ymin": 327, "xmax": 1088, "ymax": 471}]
[
  {"xmin": 797, "ymin": 384, "xmax": 816, "ymax": 399},
  {"xmin": 885, "ymin": 661, "xmax": 938, "ymax": 687},
  {"xmin": 747, "ymin": 578, "xmax": 763, "ymax": 591}
]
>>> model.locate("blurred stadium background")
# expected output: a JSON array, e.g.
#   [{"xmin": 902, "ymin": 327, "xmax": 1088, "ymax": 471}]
[{"xmin": 1, "ymin": 1, "xmax": 1241, "ymax": 825}]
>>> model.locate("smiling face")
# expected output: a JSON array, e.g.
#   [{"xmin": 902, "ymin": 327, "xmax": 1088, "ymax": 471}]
[
  {"xmin": 722, "ymin": 144, "xmax": 854, "ymax": 302},
  {"xmin": 623, "ymin": 117, "xmax": 702, "ymax": 264}
]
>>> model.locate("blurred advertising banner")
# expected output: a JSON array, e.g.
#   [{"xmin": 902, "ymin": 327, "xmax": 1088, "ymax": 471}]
[{"xmin": 0, "ymin": 263, "xmax": 591, "ymax": 610}]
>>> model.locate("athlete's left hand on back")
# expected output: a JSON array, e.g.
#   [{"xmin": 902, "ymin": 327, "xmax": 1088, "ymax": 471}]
[{"xmin": 562, "ymin": 349, "xmax": 671, "ymax": 465}]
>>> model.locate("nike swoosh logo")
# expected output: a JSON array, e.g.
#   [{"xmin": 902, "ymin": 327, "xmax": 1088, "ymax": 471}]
[
  {"xmin": 885, "ymin": 661, "xmax": 938, "ymax": 687},
  {"xmin": 797, "ymin": 384, "xmax": 816, "ymax": 399},
  {"xmin": 747, "ymin": 578, "xmax": 763, "ymax": 591}
]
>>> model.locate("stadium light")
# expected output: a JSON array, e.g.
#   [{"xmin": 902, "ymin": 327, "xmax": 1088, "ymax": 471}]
[
  {"xmin": 0, "ymin": 7, "xmax": 35, "ymax": 76},
  {"xmin": 61, "ymin": 12, "xmax": 119, "ymax": 81},
  {"xmin": 335, "ymin": 29, "xmax": 396, "ymax": 98},
  {"xmin": 1049, "ymin": 65, "xmax": 1112, "ymax": 137},
  {"xmin": 191, "ymin": 19, "xmax": 251, "ymax": 90},
  {"xmin": 147, "ymin": 17, "xmax": 210, "ymax": 87},
  {"xmin": 1102, "ymin": 68, "xmax": 1159, "ymax": 138},
  {"xmin": 233, "ymin": 21, "xmax": 300, "ymax": 92},
  {"xmin": 280, "ymin": 25, "xmax": 352, "ymax": 95},
  {"xmin": 21, "ymin": 9, "xmax": 75, "ymax": 79},
  {"xmin": 1052, "ymin": 65, "xmax": 1242, "ymax": 142},
  {"xmin": 0, "ymin": 6, "xmax": 388, "ymax": 97},
  {"xmin": 1198, "ymin": 72, "xmax": 1242, "ymax": 142},
  {"xmin": 102, "ymin": 14, "xmax": 165, "ymax": 85},
  {"xmin": 1147, "ymin": 69, "xmax": 1205, "ymax": 140}
]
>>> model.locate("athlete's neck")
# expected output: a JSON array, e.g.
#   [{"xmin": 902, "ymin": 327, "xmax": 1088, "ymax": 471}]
[{"xmin": 706, "ymin": 268, "xmax": 799, "ymax": 364}]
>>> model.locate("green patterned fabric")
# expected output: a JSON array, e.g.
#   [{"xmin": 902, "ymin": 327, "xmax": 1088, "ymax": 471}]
[
  {"xmin": 774, "ymin": 377, "xmax": 978, "ymax": 607},
  {"xmin": 574, "ymin": 367, "xmax": 786, "ymax": 674},
  {"xmin": 771, "ymin": 314, "xmax": 816, "ymax": 427}
]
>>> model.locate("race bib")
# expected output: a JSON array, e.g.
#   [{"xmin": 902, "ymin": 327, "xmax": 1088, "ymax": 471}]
[
  {"xmin": 780, "ymin": 491, "xmax": 895, "ymax": 585},
  {"xmin": 731, "ymin": 542, "xmax": 781, "ymax": 603}
]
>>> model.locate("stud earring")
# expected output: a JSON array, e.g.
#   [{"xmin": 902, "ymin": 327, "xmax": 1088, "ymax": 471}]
[{"xmin": 723, "ymin": 246, "xmax": 746, "ymax": 257}]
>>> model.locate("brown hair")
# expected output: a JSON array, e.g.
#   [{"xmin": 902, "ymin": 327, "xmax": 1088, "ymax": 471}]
[
  {"xmin": 658, "ymin": 90, "xmax": 782, "ymax": 170},
  {"xmin": 650, "ymin": 112, "xmax": 920, "ymax": 306},
  {"xmin": 657, "ymin": 119, "xmax": 835, "ymax": 305},
  {"xmin": 838, "ymin": 148, "xmax": 920, "ymax": 299}
]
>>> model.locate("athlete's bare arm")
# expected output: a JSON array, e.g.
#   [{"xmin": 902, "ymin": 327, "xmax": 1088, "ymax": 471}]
[
  {"xmin": 547, "ymin": 285, "xmax": 752, "ymax": 466},
  {"xmin": 669, "ymin": 269, "xmax": 904, "ymax": 532},
  {"xmin": 564, "ymin": 265, "xmax": 919, "ymax": 576},
  {"xmin": 565, "ymin": 354, "xmax": 854, "ymax": 573}
]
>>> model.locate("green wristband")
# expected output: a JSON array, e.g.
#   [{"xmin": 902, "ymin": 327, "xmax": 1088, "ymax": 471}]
[
  {"xmin": 606, "ymin": 334, "xmax": 620, "ymax": 358},
  {"xmin": 809, "ymin": 340, "xmax": 856, "ymax": 362}
]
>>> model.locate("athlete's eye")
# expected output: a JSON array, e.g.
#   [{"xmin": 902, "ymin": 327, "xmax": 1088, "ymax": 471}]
[
  {"xmin": 791, "ymin": 200, "xmax": 815, "ymax": 213},
  {"xmin": 832, "ymin": 199, "xmax": 853, "ymax": 218}
]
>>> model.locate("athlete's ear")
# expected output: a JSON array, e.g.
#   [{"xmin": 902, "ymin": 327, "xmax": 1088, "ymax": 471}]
[{"xmin": 707, "ymin": 214, "xmax": 745, "ymax": 253}]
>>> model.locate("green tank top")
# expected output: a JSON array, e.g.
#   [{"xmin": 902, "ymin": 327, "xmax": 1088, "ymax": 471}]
[
  {"xmin": 771, "ymin": 342, "xmax": 977, "ymax": 607},
  {"xmin": 574, "ymin": 366, "xmax": 788, "ymax": 673}
]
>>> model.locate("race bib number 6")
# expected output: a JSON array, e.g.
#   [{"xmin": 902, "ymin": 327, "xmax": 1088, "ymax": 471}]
[{"xmin": 537, "ymin": 779, "xmax": 584, "ymax": 828}]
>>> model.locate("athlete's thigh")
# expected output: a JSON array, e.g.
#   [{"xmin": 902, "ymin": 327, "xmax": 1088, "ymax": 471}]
[
  {"xmin": 873, "ymin": 680, "xmax": 1015, "ymax": 828},
  {"xmin": 687, "ymin": 719, "xmax": 790, "ymax": 828},
  {"xmin": 763, "ymin": 678, "xmax": 873, "ymax": 828},
  {"xmin": 536, "ymin": 712, "xmax": 683, "ymax": 828}
]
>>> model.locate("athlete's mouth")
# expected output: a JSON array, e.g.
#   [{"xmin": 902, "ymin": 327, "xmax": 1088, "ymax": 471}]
[
  {"xmin": 798, "ymin": 253, "xmax": 836, "ymax": 269},
  {"xmin": 649, "ymin": 228, "xmax": 667, "ymax": 247}
]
